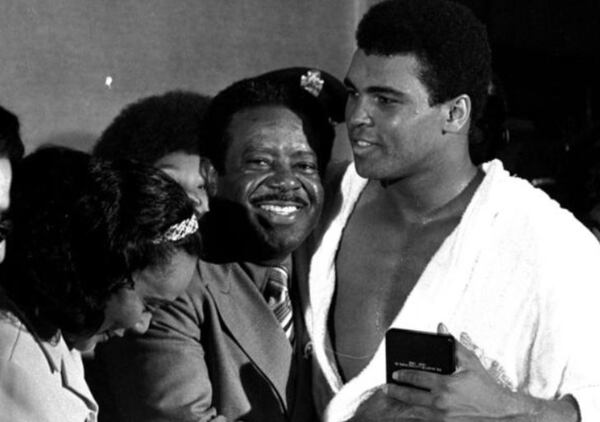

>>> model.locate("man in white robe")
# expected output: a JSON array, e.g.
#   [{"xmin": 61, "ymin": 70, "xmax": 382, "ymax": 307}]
[{"xmin": 303, "ymin": 0, "xmax": 600, "ymax": 421}]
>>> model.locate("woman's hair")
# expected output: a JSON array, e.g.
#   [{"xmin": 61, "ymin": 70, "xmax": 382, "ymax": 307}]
[
  {"xmin": 0, "ymin": 105, "xmax": 25, "ymax": 163},
  {"xmin": 1, "ymin": 146, "xmax": 200, "ymax": 340},
  {"xmin": 93, "ymin": 90, "xmax": 211, "ymax": 163},
  {"xmin": 93, "ymin": 90, "xmax": 216, "ymax": 196}
]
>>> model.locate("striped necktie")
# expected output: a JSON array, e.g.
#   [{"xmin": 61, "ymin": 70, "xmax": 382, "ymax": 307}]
[{"xmin": 264, "ymin": 266, "xmax": 294, "ymax": 343}]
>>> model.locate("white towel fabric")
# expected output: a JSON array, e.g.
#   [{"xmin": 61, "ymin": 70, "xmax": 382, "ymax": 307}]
[{"xmin": 306, "ymin": 160, "xmax": 600, "ymax": 422}]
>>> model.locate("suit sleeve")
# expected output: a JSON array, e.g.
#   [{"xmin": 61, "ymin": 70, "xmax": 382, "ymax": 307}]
[{"xmin": 92, "ymin": 287, "xmax": 226, "ymax": 422}]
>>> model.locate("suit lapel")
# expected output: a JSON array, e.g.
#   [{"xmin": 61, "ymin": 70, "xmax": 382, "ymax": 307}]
[
  {"xmin": 201, "ymin": 261, "xmax": 293, "ymax": 408},
  {"xmin": 59, "ymin": 354, "xmax": 98, "ymax": 413},
  {"xmin": 36, "ymin": 334, "xmax": 98, "ymax": 414}
]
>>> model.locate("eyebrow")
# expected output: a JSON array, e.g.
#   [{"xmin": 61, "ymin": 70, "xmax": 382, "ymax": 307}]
[
  {"xmin": 344, "ymin": 77, "xmax": 407, "ymax": 99},
  {"xmin": 291, "ymin": 150, "xmax": 317, "ymax": 160}
]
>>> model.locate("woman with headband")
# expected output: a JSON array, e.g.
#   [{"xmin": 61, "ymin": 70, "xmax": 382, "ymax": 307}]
[{"xmin": 0, "ymin": 146, "xmax": 201, "ymax": 422}]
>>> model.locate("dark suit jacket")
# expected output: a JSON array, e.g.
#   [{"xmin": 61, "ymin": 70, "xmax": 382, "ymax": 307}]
[{"xmin": 91, "ymin": 258, "xmax": 316, "ymax": 422}]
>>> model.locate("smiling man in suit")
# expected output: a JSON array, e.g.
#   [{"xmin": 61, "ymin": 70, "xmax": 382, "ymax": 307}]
[{"xmin": 91, "ymin": 68, "xmax": 346, "ymax": 422}]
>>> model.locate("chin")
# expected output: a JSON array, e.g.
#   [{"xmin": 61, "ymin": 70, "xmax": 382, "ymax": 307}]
[
  {"xmin": 354, "ymin": 159, "xmax": 403, "ymax": 181},
  {"xmin": 271, "ymin": 232, "xmax": 307, "ymax": 252},
  {"xmin": 252, "ymin": 210, "xmax": 316, "ymax": 242},
  {"xmin": 252, "ymin": 229, "xmax": 304, "ymax": 260},
  {"xmin": 69, "ymin": 335, "xmax": 100, "ymax": 352},
  {"xmin": 353, "ymin": 157, "xmax": 379, "ymax": 179}
]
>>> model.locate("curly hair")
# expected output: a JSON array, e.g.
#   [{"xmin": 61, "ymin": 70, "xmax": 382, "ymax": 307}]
[
  {"xmin": 94, "ymin": 90, "xmax": 211, "ymax": 163},
  {"xmin": 357, "ymin": 0, "xmax": 492, "ymax": 121},
  {"xmin": 2, "ymin": 146, "xmax": 200, "ymax": 340},
  {"xmin": 0, "ymin": 105, "xmax": 25, "ymax": 163},
  {"xmin": 201, "ymin": 76, "xmax": 335, "ymax": 175}
]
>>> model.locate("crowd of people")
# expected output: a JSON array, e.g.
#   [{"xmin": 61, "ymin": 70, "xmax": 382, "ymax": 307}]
[{"xmin": 1, "ymin": 0, "xmax": 599, "ymax": 421}]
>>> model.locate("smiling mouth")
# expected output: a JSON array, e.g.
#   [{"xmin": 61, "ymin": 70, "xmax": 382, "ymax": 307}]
[
  {"xmin": 259, "ymin": 204, "xmax": 301, "ymax": 216},
  {"xmin": 251, "ymin": 194, "xmax": 308, "ymax": 220},
  {"xmin": 351, "ymin": 137, "xmax": 378, "ymax": 149}
]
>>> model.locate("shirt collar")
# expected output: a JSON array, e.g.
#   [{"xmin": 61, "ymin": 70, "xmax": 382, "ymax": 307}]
[{"xmin": 240, "ymin": 256, "xmax": 293, "ymax": 293}]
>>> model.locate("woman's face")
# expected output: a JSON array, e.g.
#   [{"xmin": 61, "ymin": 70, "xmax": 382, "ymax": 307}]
[
  {"xmin": 154, "ymin": 151, "xmax": 211, "ymax": 216},
  {"xmin": 68, "ymin": 249, "xmax": 197, "ymax": 351}
]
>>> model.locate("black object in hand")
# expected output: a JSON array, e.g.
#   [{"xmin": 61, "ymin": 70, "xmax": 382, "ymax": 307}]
[{"xmin": 386, "ymin": 328, "xmax": 456, "ymax": 390}]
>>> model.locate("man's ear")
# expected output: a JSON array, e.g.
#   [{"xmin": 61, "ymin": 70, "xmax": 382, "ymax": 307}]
[{"xmin": 442, "ymin": 95, "xmax": 471, "ymax": 134}]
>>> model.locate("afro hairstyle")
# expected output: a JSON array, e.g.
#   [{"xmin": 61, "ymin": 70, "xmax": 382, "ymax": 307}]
[{"xmin": 357, "ymin": 0, "xmax": 492, "ymax": 121}]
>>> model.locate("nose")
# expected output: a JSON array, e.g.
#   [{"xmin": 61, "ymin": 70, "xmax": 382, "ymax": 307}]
[
  {"xmin": 129, "ymin": 312, "xmax": 152, "ymax": 335},
  {"xmin": 187, "ymin": 190, "xmax": 209, "ymax": 215},
  {"xmin": 346, "ymin": 94, "xmax": 372, "ymax": 128},
  {"xmin": 266, "ymin": 167, "xmax": 301, "ymax": 192}
]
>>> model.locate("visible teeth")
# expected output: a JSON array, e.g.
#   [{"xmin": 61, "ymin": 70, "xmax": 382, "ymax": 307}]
[
  {"xmin": 356, "ymin": 140, "xmax": 371, "ymax": 147},
  {"xmin": 260, "ymin": 204, "xmax": 299, "ymax": 215}
]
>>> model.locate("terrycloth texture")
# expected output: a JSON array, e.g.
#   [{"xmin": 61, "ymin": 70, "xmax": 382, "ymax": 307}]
[
  {"xmin": 305, "ymin": 160, "xmax": 600, "ymax": 422},
  {"xmin": 0, "ymin": 305, "xmax": 98, "ymax": 422}
]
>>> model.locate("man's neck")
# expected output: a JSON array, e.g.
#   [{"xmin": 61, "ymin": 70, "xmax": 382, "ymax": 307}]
[
  {"xmin": 375, "ymin": 159, "xmax": 481, "ymax": 225},
  {"xmin": 251, "ymin": 254, "xmax": 292, "ymax": 268},
  {"xmin": 250, "ymin": 253, "xmax": 292, "ymax": 267}
]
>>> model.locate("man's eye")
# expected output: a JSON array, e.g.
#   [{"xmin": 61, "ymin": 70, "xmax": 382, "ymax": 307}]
[
  {"xmin": 374, "ymin": 95, "xmax": 397, "ymax": 105},
  {"xmin": 246, "ymin": 158, "xmax": 270, "ymax": 168},
  {"xmin": 296, "ymin": 162, "xmax": 318, "ymax": 173}
]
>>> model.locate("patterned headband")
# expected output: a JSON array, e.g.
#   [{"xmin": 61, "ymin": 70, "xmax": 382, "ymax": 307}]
[{"xmin": 151, "ymin": 214, "xmax": 199, "ymax": 245}]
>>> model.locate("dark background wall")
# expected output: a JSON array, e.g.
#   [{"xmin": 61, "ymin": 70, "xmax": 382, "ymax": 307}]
[{"xmin": 459, "ymin": 0, "xmax": 600, "ymax": 187}]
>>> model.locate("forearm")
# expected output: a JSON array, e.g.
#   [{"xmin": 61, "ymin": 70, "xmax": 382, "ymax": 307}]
[{"xmin": 365, "ymin": 378, "xmax": 582, "ymax": 422}]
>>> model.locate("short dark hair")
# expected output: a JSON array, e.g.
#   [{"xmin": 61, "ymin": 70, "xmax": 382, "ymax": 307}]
[
  {"xmin": 0, "ymin": 105, "xmax": 25, "ymax": 163},
  {"xmin": 357, "ymin": 0, "xmax": 492, "ymax": 121},
  {"xmin": 1, "ymin": 146, "xmax": 200, "ymax": 340},
  {"xmin": 93, "ymin": 90, "xmax": 211, "ymax": 163},
  {"xmin": 201, "ymin": 77, "xmax": 335, "ymax": 174}
]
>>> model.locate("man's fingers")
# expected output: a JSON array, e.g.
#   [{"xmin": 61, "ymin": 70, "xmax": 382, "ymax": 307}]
[
  {"xmin": 384, "ymin": 383, "xmax": 434, "ymax": 407},
  {"xmin": 437, "ymin": 322, "xmax": 450, "ymax": 334},
  {"xmin": 392, "ymin": 369, "xmax": 440, "ymax": 391},
  {"xmin": 455, "ymin": 337, "xmax": 482, "ymax": 370},
  {"xmin": 384, "ymin": 384, "xmax": 440, "ymax": 419}
]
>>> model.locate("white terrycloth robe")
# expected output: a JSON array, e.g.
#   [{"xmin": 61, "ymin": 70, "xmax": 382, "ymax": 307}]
[{"xmin": 305, "ymin": 160, "xmax": 600, "ymax": 422}]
